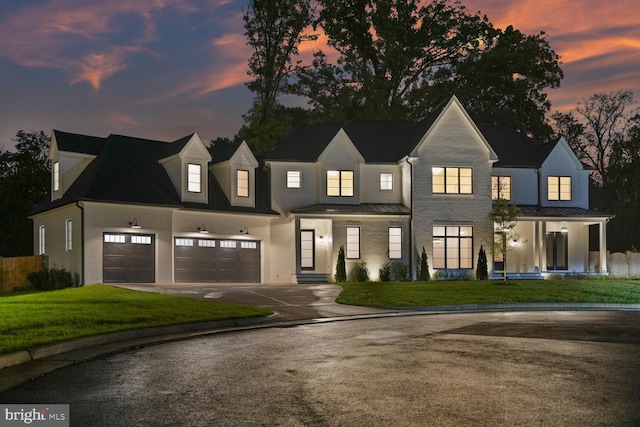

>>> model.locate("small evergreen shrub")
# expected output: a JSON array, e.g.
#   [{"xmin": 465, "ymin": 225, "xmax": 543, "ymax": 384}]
[
  {"xmin": 351, "ymin": 262, "xmax": 369, "ymax": 282},
  {"xmin": 335, "ymin": 245, "xmax": 347, "ymax": 282},
  {"xmin": 418, "ymin": 247, "xmax": 430, "ymax": 281},
  {"xmin": 476, "ymin": 245, "xmax": 488, "ymax": 280},
  {"xmin": 433, "ymin": 270, "xmax": 472, "ymax": 281},
  {"xmin": 27, "ymin": 267, "xmax": 75, "ymax": 291}
]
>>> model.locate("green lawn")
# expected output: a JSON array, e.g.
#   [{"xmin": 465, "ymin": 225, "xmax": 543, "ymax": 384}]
[
  {"xmin": 0, "ymin": 285, "xmax": 272, "ymax": 355},
  {"xmin": 336, "ymin": 279, "xmax": 640, "ymax": 307}
]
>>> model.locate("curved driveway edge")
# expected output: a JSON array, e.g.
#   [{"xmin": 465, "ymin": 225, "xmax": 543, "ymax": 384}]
[{"xmin": 2, "ymin": 281, "xmax": 640, "ymax": 393}]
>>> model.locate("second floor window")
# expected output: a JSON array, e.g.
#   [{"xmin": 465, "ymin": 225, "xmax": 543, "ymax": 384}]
[
  {"xmin": 53, "ymin": 161, "xmax": 60, "ymax": 192},
  {"xmin": 432, "ymin": 167, "xmax": 473, "ymax": 194},
  {"xmin": 187, "ymin": 164, "xmax": 201, "ymax": 193},
  {"xmin": 380, "ymin": 173, "xmax": 393, "ymax": 191},
  {"xmin": 39, "ymin": 225, "xmax": 45, "ymax": 255},
  {"xmin": 548, "ymin": 176, "xmax": 571, "ymax": 201},
  {"xmin": 287, "ymin": 170, "xmax": 301, "ymax": 188},
  {"xmin": 237, "ymin": 169, "xmax": 249, "ymax": 197},
  {"xmin": 492, "ymin": 176, "xmax": 511, "ymax": 200},
  {"xmin": 327, "ymin": 170, "xmax": 354, "ymax": 197}
]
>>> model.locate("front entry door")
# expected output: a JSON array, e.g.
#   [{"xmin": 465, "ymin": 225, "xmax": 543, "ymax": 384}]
[{"xmin": 546, "ymin": 232, "xmax": 568, "ymax": 270}]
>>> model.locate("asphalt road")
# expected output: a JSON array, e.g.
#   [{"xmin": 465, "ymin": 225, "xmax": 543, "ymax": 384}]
[{"xmin": 2, "ymin": 310, "xmax": 640, "ymax": 426}]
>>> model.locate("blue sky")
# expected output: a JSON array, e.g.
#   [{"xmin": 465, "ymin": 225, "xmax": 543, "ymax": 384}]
[{"xmin": 1, "ymin": 0, "xmax": 639, "ymax": 150}]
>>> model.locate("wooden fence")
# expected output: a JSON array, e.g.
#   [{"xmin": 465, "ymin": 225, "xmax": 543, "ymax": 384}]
[{"xmin": 0, "ymin": 255, "xmax": 47, "ymax": 292}]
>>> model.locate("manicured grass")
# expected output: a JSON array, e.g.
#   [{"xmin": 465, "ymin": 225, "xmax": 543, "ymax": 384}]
[
  {"xmin": 336, "ymin": 279, "xmax": 640, "ymax": 307},
  {"xmin": 0, "ymin": 285, "xmax": 272, "ymax": 355}
]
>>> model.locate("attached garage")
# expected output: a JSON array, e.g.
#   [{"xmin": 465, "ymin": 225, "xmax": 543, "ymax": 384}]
[
  {"xmin": 174, "ymin": 238, "xmax": 260, "ymax": 283},
  {"xmin": 103, "ymin": 233, "xmax": 155, "ymax": 283}
]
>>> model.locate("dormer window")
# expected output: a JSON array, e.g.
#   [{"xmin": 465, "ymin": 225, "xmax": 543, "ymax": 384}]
[
  {"xmin": 187, "ymin": 164, "xmax": 201, "ymax": 193},
  {"xmin": 327, "ymin": 170, "xmax": 354, "ymax": 197},
  {"xmin": 548, "ymin": 176, "xmax": 571, "ymax": 201},
  {"xmin": 53, "ymin": 161, "xmax": 60, "ymax": 192},
  {"xmin": 237, "ymin": 169, "xmax": 249, "ymax": 197}
]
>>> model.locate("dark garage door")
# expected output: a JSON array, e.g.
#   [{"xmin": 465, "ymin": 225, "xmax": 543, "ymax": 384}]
[
  {"xmin": 103, "ymin": 233, "xmax": 155, "ymax": 283},
  {"xmin": 174, "ymin": 238, "xmax": 260, "ymax": 283}
]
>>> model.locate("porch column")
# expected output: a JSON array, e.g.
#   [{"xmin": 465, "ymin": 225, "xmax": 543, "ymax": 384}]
[
  {"xmin": 533, "ymin": 221, "xmax": 540, "ymax": 272},
  {"xmin": 599, "ymin": 219, "xmax": 608, "ymax": 273},
  {"xmin": 539, "ymin": 221, "xmax": 546, "ymax": 272}
]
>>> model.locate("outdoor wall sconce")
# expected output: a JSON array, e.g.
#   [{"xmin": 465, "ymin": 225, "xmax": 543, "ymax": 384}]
[
  {"xmin": 239, "ymin": 227, "xmax": 249, "ymax": 235},
  {"xmin": 561, "ymin": 223, "xmax": 568, "ymax": 233},
  {"xmin": 197, "ymin": 224, "xmax": 209, "ymax": 234},
  {"xmin": 129, "ymin": 218, "xmax": 141, "ymax": 229}
]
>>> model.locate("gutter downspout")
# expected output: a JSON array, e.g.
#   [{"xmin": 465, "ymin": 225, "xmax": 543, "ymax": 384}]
[
  {"xmin": 405, "ymin": 157, "xmax": 414, "ymax": 280},
  {"xmin": 76, "ymin": 201, "xmax": 84, "ymax": 286}
]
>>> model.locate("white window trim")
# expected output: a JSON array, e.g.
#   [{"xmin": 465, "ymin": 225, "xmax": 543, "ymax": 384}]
[
  {"xmin": 38, "ymin": 225, "xmax": 45, "ymax": 255},
  {"xmin": 65, "ymin": 219, "xmax": 72, "ymax": 252},
  {"xmin": 53, "ymin": 161, "xmax": 60, "ymax": 192},
  {"xmin": 287, "ymin": 170, "xmax": 301, "ymax": 189},
  {"xmin": 187, "ymin": 163, "xmax": 202, "ymax": 193},
  {"xmin": 380, "ymin": 173, "xmax": 394, "ymax": 191},
  {"xmin": 237, "ymin": 169, "xmax": 250, "ymax": 198},
  {"xmin": 388, "ymin": 227, "xmax": 402, "ymax": 259},
  {"xmin": 346, "ymin": 226, "xmax": 360, "ymax": 259}
]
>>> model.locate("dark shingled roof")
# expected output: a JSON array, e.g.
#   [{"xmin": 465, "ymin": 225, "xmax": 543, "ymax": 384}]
[
  {"xmin": 478, "ymin": 125, "xmax": 557, "ymax": 168},
  {"xmin": 31, "ymin": 131, "xmax": 277, "ymax": 216},
  {"xmin": 209, "ymin": 140, "xmax": 244, "ymax": 163}
]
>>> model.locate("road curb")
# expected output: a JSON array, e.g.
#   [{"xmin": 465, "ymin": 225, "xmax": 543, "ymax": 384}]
[{"xmin": 0, "ymin": 314, "xmax": 277, "ymax": 370}]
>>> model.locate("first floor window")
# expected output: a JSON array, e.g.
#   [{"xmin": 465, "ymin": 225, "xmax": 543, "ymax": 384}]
[
  {"xmin": 65, "ymin": 219, "xmax": 72, "ymax": 251},
  {"xmin": 548, "ymin": 176, "xmax": 571, "ymax": 201},
  {"xmin": 327, "ymin": 170, "xmax": 354, "ymax": 197},
  {"xmin": 39, "ymin": 225, "xmax": 45, "ymax": 255},
  {"xmin": 493, "ymin": 233, "xmax": 504, "ymax": 271},
  {"xmin": 346, "ymin": 226, "xmax": 360, "ymax": 259},
  {"xmin": 187, "ymin": 163, "xmax": 201, "ymax": 193},
  {"xmin": 388, "ymin": 227, "xmax": 402, "ymax": 259},
  {"xmin": 287, "ymin": 170, "xmax": 301, "ymax": 188},
  {"xmin": 432, "ymin": 226, "xmax": 473, "ymax": 269},
  {"xmin": 237, "ymin": 169, "xmax": 249, "ymax": 197},
  {"xmin": 432, "ymin": 167, "xmax": 473, "ymax": 194},
  {"xmin": 492, "ymin": 176, "xmax": 511, "ymax": 200}
]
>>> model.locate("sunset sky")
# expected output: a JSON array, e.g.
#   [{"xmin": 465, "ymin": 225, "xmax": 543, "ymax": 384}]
[{"xmin": 1, "ymin": 0, "xmax": 639, "ymax": 150}]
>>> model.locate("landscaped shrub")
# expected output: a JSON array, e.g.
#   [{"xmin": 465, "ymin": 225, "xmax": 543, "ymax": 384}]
[
  {"xmin": 418, "ymin": 246, "xmax": 430, "ymax": 281},
  {"xmin": 391, "ymin": 262, "xmax": 410, "ymax": 281},
  {"xmin": 351, "ymin": 262, "xmax": 369, "ymax": 282},
  {"xmin": 476, "ymin": 245, "xmax": 488, "ymax": 280},
  {"xmin": 433, "ymin": 270, "xmax": 472, "ymax": 281},
  {"xmin": 27, "ymin": 267, "xmax": 75, "ymax": 291},
  {"xmin": 335, "ymin": 245, "xmax": 347, "ymax": 282},
  {"xmin": 379, "ymin": 261, "xmax": 392, "ymax": 282}
]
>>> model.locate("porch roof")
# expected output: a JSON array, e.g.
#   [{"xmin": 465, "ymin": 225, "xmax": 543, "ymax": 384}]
[
  {"xmin": 517, "ymin": 205, "xmax": 613, "ymax": 219},
  {"xmin": 290, "ymin": 203, "xmax": 411, "ymax": 216}
]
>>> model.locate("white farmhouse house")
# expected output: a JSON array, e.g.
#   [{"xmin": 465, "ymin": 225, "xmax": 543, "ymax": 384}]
[{"xmin": 30, "ymin": 96, "xmax": 611, "ymax": 285}]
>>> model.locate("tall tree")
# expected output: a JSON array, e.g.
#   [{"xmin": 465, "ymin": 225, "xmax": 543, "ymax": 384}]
[
  {"xmin": 0, "ymin": 131, "xmax": 51, "ymax": 256},
  {"xmin": 289, "ymin": 0, "xmax": 562, "ymax": 138},
  {"xmin": 430, "ymin": 25, "xmax": 563, "ymax": 140},
  {"xmin": 552, "ymin": 91, "xmax": 638, "ymax": 185},
  {"xmin": 292, "ymin": 0, "xmax": 491, "ymax": 122},
  {"xmin": 488, "ymin": 199, "xmax": 521, "ymax": 283},
  {"xmin": 241, "ymin": 0, "xmax": 315, "ymax": 155}
]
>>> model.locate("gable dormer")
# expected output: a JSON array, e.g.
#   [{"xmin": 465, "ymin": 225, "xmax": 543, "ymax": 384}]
[
  {"xmin": 318, "ymin": 128, "xmax": 365, "ymax": 204},
  {"xmin": 49, "ymin": 130, "xmax": 102, "ymax": 201},
  {"xmin": 540, "ymin": 137, "xmax": 590, "ymax": 209},
  {"xmin": 210, "ymin": 141, "xmax": 259, "ymax": 208},
  {"xmin": 158, "ymin": 133, "xmax": 212, "ymax": 204}
]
